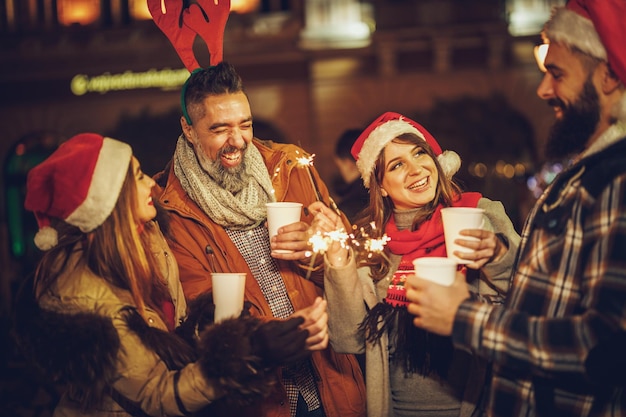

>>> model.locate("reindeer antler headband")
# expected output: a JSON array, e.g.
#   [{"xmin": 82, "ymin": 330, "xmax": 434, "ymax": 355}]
[{"xmin": 148, "ymin": 0, "xmax": 231, "ymax": 124}]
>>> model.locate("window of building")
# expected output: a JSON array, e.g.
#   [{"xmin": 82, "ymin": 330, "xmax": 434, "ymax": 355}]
[
  {"xmin": 506, "ymin": 0, "xmax": 565, "ymax": 36},
  {"xmin": 57, "ymin": 0, "xmax": 100, "ymax": 26},
  {"xmin": 129, "ymin": 0, "xmax": 151, "ymax": 20}
]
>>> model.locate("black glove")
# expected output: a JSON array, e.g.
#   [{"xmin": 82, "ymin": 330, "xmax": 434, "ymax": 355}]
[
  {"xmin": 252, "ymin": 317, "xmax": 310, "ymax": 366},
  {"xmin": 177, "ymin": 292, "xmax": 255, "ymax": 347}
]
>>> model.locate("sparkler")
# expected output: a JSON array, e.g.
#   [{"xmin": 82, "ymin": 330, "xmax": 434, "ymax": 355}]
[
  {"xmin": 287, "ymin": 151, "xmax": 390, "ymax": 277},
  {"xmin": 296, "ymin": 151, "xmax": 343, "ymax": 217},
  {"xmin": 304, "ymin": 221, "xmax": 390, "ymax": 279},
  {"xmin": 359, "ymin": 222, "xmax": 391, "ymax": 261},
  {"xmin": 304, "ymin": 228, "xmax": 352, "ymax": 280},
  {"xmin": 296, "ymin": 151, "xmax": 323, "ymax": 202},
  {"xmin": 295, "ymin": 150, "xmax": 357, "ymax": 278},
  {"xmin": 307, "ymin": 229, "xmax": 351, "ymax": 255},
  {"xmin": 364, "ymin": 235, "xmax": 391, "ymax": 258}
]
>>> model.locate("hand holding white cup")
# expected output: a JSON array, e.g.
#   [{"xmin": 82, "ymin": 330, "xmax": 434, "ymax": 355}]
[
  {"xmin": 410, "ymin": 257, "xmax": 458, "ymax": 286},
  {"xmin": 266, "ymin": 202, "xmax": 303, "ymax": 254},
  {"xmin": 211, "ymin": 272, "xmax": 246, "ymax": 323},
  {"xmin": 441, "ymin": 207, "xmax": 485, "ymax": 264}
]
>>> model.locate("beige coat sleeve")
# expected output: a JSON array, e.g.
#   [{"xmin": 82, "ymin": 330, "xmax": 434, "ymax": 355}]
[
  {"xmin": 111, "ymin": 312, "xmax": 225, "ymax": 415},
  {"xmin": 324, "ymin": 251, "xmax": 377, "ymax": 355},
  {"xmin": 478, "ymin": 197, "xmax": 521, "ymax": 296}
]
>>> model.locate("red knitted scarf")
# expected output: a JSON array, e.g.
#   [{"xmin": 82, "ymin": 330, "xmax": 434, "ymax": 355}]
[
  {"xmin": 359, "ymin": 192, "xmax": 483, "ymax": 377},
  {"xmin": 385, "ymin": 192, "xmax": 482, "ymax": 262}
]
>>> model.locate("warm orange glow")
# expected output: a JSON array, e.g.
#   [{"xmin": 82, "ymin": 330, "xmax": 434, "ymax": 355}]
[
  {"xmin": 130, "ymin": 0, "xmax": 258, "ymax": 20},
  {"xmin": 231, "ymin": 0, "xmax": 260, "ymax": 14},
  {"xmin": 57, "ymin": 0, "xmax": 259, "ymax": 26},
  {"xmin": 129, "ymin": 0, "xmax": 152, "ymax": 20},
  {"xmin": 6, "ymin": 0, "xmax": 15, "ymax": 30},
  {"xmin": 58, "ymin": 0, "xmax": 100, "ymax": 26}
]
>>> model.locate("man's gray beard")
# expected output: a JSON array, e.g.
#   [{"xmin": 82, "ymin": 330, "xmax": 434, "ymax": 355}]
[{"xmin": 195, "ymin": 142, "xmax": 250, "ymax": 194}]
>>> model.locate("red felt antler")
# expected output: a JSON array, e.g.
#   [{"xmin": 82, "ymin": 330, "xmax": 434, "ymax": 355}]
[{"xmin": 148, "ymin": 0, "xmax": 231, "ymax": 71}]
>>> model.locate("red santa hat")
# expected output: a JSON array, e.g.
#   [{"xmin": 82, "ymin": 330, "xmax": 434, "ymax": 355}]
[
  {"xmin": 351, "ymin": 112, "xmax": 461, "ymax": 188},
  {"xmin": 25, "ymin": 133, "xmax": 132, "ymax": 250},
  {"xmin": 540, "ymin": 0, "xmax": 626, "ymax": 120}
]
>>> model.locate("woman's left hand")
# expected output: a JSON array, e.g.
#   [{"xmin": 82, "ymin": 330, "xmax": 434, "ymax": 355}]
[
  {"xmin": 306, "ymin": 201, "xmax": 349, "ymax": 267},
  {"xmin": 453, "ymin": 229, "xmax": 505, "ymax": 269}
]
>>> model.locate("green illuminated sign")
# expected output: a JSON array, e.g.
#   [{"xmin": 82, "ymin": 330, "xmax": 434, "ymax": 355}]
[{"xmin": 70, "ymin": 68, "xmax": 190, "ymax": 95}]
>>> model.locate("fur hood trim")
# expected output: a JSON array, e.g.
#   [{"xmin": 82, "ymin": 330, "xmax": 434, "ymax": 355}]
[
  {"xmin": 14, "ymin": 281, "xmax": 278, "ymax": 412},
  {"xmin": 13, "ymin": 281, "xmax": 120, "ymax": 410},
  {"xmin": 198, "ymin": 316, "xmax": 280, "ymax": 407}
]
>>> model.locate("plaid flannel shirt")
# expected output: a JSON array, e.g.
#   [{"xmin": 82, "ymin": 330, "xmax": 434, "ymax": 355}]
[{"xmin": 453, "ymin": 134, "xmax": 626, "ymax": 417}]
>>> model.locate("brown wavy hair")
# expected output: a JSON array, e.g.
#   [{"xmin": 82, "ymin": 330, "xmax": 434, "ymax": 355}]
[
  {"xmin": 353, "ymin": 132, "xmax": 462, "ymax": 281},
  {"xmin": 34, "ymin": 164, "xmax": 170, "ymax": 321}
]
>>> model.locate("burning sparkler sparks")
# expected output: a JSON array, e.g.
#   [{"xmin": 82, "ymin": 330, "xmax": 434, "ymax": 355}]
[
  {"xmin": 354, "ymin": 221, "xmax": 391, "ymax": 261},
  {"xmin": 295, "ymin": 150, "xmax": 344, "ymax": 217},
  {"xmin": 307, "ymin": 229, "xmax": 351, "ymax": 256},
  {"xmin": 295, "ymin": 151, "xmax": 325, "ymax": 205},
  {"xmin": 273, "ymin": 150, "xmax": 390, "ymax": 275},
  {"xmin": 295, "ymin": 151, "xmax": 315, "ymax": 167},
  {"xmin": 364, "ymin": 235, "xmax": 391, "ymax": 256},
  {"xmin": 304, "ymin": 220, "xmax": 390, "ymax": 271}
]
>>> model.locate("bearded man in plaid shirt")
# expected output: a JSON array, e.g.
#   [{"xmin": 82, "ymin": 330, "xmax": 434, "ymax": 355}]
[{"xmin": 404, "ymin": 1, "xmax": 626, "ymax": 416}]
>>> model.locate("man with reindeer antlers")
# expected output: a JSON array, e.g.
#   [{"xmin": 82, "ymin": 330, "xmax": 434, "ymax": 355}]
[{"xmin": 149, "ymin": 1, "xmax": 366, "ymax": 417}]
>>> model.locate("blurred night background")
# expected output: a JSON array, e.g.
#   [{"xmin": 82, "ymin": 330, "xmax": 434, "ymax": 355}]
[{"xmin": 0, "ymin": 0, "xmax": 564, "ymax": 414}]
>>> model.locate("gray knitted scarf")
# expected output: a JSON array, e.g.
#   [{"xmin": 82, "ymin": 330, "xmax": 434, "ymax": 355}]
[{"xmin": 173, "ymin": 136, "xmax": 275, "ymax": 230}]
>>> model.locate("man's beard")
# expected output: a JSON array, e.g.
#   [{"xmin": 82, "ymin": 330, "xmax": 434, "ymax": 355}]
[
  {"xmin": 195, "ymin": 142, "xmax": 250, "ymax": 194},
  {"xmin": 545, "ymin": 76, "xmax": 600, "ymax": 160}
]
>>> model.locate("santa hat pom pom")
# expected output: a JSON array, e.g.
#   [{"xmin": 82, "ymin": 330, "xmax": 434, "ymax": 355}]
[
  {"xmin": 34, "ymin": 226, "xmax": 58, "ymax": 251},
  {"xmin": 437, "ymin": 150, "xmax": 461, "ymax": 178}
]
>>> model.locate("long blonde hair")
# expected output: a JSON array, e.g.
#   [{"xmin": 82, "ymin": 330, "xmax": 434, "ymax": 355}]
[
  {"xmin": 34, "ymin": 164, "xmax": 169, "ymax": 321},
  {"xmin": 354, "ymin": 133, "xmax": 462, "ymax": 281}
]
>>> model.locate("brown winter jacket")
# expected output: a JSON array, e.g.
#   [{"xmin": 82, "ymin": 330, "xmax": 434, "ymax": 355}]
[{"xmin": 155, "ymin": 138, "xmax": 367, "ymax": 417}]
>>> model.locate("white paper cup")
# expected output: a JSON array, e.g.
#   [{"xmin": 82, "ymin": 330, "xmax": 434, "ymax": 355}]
[
  {"xmin": 266, "ymin": 202, "xmax": 303, "ymax": 253},
  {"xmin": 411, "ymin": 257, "xmax": 458, "ymax": 286},
  {"xmin": 441, "ymin": 207, "xmax": 485, "ymax": 264},
  {"xmin": 211, "ymin": 272, "xmax": 246, "ymax": 323}
]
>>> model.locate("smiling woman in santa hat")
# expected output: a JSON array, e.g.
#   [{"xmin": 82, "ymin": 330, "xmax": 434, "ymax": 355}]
[
  {"xmin": 14, "ymin": 132, "xmax": 312, "ymax": 417},
  {"xmin": 307, "ymin": 112, "xmax": 520, "ymax": 417}
]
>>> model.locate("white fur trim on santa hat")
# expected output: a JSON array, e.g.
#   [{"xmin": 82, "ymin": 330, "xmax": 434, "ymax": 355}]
[
  {"xmin": 65, "ymin": 137, "xmax": 132, "ymax": 232},
  {"xmin": 543, "ymin": 7, "xmax": 607, "ymax": 61},
  {"xmin": 356, "ymin": 119, "xmax": 461, "ymax": 188}
]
